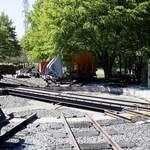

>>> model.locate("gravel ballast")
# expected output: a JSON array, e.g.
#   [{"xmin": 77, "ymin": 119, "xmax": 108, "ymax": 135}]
[{"xmin": 0, "ymin": 77, "xmax": 150, "ymax": 150}]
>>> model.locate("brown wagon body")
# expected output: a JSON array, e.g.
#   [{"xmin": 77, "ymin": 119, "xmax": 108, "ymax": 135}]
[{"xmin": 71, "ymin": 52, "xmax": 96, "ymax": 79}]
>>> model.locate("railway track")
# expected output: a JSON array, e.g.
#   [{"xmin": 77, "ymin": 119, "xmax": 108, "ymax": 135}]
[
  {"xmin": 2, "ymin": 76, "xmax": 150, "ymax": 108},
  {"xmin": 1, "ymin": 84, "xmax": 150, "ymax": 149},
  {"xmin": 0, "ymin": 113, "xmax": 37, "ymax": 144},
  {"xmin": 7, "ymin": 87, "xmax": 150, "ymax": 110},
  {"xmin": 7, "ymin": 87, "xmax": 123, "ymax": 112},
  {"xmin": 5, "ymin": 87, "xmax": 150, "ymax": 123},
  {"xmin": 61, "ymin": 114, "xmax": 137, "ymax": 150},
  {"xmin": 66, "ymin": 92, "xmax": 150, "ymax": 106}
]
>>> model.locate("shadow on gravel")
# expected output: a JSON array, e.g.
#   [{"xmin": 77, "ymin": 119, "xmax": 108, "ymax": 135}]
[
  {"xmin": 0, "ymin": 139, "xmax": 26, "ymax": 150},
  {"xmin": 44, "ymin": 83, "xmax": 125, "ymax": 95},
  {"xmin": 46, "ymin": 82, "xmax": 149, "ymax": 96}
]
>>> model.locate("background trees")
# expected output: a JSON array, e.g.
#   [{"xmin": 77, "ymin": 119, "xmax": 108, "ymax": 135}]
[
  {"xmin": 21, "ymin": 0, "xmax": 150, "ymax": 79},
  {"xmin": 0, "ymin": 12, "xmax": 21, "ymax": 62}
]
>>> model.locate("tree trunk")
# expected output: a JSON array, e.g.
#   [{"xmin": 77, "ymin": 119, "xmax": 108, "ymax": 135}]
[
  {"xmin": 124, "ymin": 56, "xmax": 127, "ymax": 74},
  {"xmin": 137, "ymin": 56, "xmax": 143, "ymax": 83},
  {"xmin": 103, "ymin": 64, "xmax": 113, "ymax": 80},
  {"xmin": 128, "ymin": 57, "xmax": 132, "ymax": 74},
  {"xmin": 119, "ymin": 54, "xmax": 122, "ymax": 76},
  {"xmin": 96, "ymin": 50, "xmax": 115, "ymax": 80}
]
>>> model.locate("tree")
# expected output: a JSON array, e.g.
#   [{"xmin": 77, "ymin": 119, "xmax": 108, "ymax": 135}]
[
  {"xmin": 113, "ymin": 1, "xmax": 150, "ymax": 80},
  {"xmin": 21, "ymin": 0, "xmax": 55, "ymax": 61},
  {"xmin": 21, "ymin": 0, "xmax": 150, "ymax": 79},
  {"xmin": 0, "ymin": 12, "xmax": 21, "ymax": 62}
]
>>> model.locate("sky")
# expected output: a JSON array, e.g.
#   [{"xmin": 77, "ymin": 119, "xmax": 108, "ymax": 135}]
[{"xmin": 0, "ymin": 0, "xmax": 36, "ymax": 39}]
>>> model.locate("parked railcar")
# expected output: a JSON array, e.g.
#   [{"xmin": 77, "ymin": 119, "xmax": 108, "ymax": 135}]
[{"xmin": 71, "ymin": 52, "xmax": 96, "ymax": 79}]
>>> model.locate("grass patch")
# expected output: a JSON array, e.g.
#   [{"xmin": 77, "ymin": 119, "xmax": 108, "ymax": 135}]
[{"xmin": 96, "ymin": 74, "xmax": 105, "ymax": 79}]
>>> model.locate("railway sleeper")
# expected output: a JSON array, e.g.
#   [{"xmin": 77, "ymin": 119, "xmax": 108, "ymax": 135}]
[
  {"xmin": 53, "ymin": 129, "xmax": 122, "ymax": 139},
  {"xmin": 0, "ymin": 113, "xmax": 37, "ymax": 144},
  {"xmin": 53, "ymin": 142, "xmax": 112, "ymax": 150}
]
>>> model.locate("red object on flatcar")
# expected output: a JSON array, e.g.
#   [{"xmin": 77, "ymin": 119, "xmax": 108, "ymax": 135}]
[{"xmin": 39, "ymin": 61, "xmax": 49, "ymax": 73}]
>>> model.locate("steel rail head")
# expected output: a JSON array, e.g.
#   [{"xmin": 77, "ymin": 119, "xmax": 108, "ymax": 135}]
[
  {"xmin": 8, "ymin": 87, "xmax": 150, "ymax": 110},
  {"xmin": 7, "ymin": 89, "xmax": 123, "ymax": 112},
  {"xmin": 124, "ymin": 108, "xmax": 150, "ymax": 118},
  {"xmin": 85, "ymin": 113, "xmax": 123, "ymax": 150},
  {"xmin": 0, "ymin": 113, "xmax": 37, "ymax": 144},
  {"xmin": 61, "ymin": 114, "xmax": 81, "ymax": 150},
  {"xmin": 66, "ymin": 92, "xmax": 149, "ymax": 105},
  {"xmin": 104, "ymin": 110, "xmax": 135, "ymax": 123}
]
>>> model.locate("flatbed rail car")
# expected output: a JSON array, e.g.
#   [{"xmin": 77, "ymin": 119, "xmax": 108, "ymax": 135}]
[
  {"xmin": 71, "ymin": 52, "xmax": 96, "ymax": 79},
  {"xmin": 0, "ymin": 64, "xmax": 16, "ymax": 80}
]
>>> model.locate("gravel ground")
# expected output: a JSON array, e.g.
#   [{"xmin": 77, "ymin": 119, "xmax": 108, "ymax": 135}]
[
  {"xmin": 0, "ymin": 95, "xmax": 31, "ymax": 109},
  {"xmin": 2, "ymin": 75, "xmax": 47, "ymax": 87},
  {"xmin": 0, "ymin": 77, "xmax": 150, "ymax": 150}
]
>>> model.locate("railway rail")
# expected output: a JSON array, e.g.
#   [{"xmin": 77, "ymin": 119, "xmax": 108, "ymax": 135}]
[
  {"xmin": 7, "ymin": 87, "xmax": 150, "ymax": 111},
  {"xmin": 5, "ymin": 87, "xmax": 150, "ymax": 123},
  {"xmin": 0, "ymin": 113, "xmax": 37, "ymax": 144},
  {"xmin": 1, "ymin": 78, "xmax": 150, "ymax": 149},
  {"xmin": 66, "ymin": 92, "xmax": 150, "ymax": 105},
  {"xmin": 61, "ymin": 113, "xmax": 133, "ymax": 150},
  {"xmin": 1, "ymin": 83, "xmax": 150, "ymax": 150},
  {"xmin": 6, "ymin": 87, "xmax": 123, "ymax": 112},
  {"xmin": 85, "ymin": 114, "xmax": 123, "ymax": 150}
]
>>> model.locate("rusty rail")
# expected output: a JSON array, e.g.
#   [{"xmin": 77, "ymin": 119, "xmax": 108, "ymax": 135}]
[
  {"xmin": 0, "ymin": 113, "xmax": 37, "ymax": 143},
  {"xmin": 104, "ymin": 110, "xmax": 134, "ymax": 122},
  {"xmin": 124, "ymin": 108, "xmax": 150, "ymax": 118},
  {"xmin": 85, "ymin": 113, "xmax": 123, "ymax": 150},
  {"xmin": 61, "ymin": 114, "xmax": 81, "ymax": 150},
  {"xmin": 8, "ymin": 87, "xmax": 150, "ymax": 111}
]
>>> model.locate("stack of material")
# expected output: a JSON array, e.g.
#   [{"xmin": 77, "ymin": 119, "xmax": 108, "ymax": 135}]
[
  {"xmin": 16, "ymin": 66, "xmax": 39, "ymax": 78},
  {"xmin": 0, "ymin": 64, "xmax": 16, "ymax": 75}
]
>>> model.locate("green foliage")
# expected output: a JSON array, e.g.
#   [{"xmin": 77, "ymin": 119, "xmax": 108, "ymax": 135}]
[
  {"xmin": 0, "ymin": 12, "xmax": 21, "ymax": 62},
  {"xmin": 21, "ymin": 0, "xmax": 150, "ymax": 79}
]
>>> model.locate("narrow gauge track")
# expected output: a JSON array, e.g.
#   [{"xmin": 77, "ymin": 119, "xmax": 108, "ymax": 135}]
[
  {"xmin": 25, "ymin": 86, "xmax": 150, "ymax": 105},
  {"xmin": 2, "ymin": 77, "xmax": 150, "ymax": 107},
  {"xmin": 7, "ymin": 87, "xmax": 123, "ymax": 112},
  {"xmin": 15, "ymin": 86, "xmax": 150, "ymax": 107},
  {"xmin": 61, "ymin": 113, "xmax": 123, "ymax": 150},
  {"xmin": 66, "ymin": 92, "xmax": 150, "ymax": 105},
  {"xmin": 6, "ymin": 87, "xmax": 150, "ymax": 113}
]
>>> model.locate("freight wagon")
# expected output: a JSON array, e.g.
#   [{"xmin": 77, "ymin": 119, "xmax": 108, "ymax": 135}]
[
  {"xmin": 38, "ymin": 52, "xmax": 96, "ymax": 81},
  {"xmin": 71, "ymin": 52, "xmax": 96, "ymax": 79}
]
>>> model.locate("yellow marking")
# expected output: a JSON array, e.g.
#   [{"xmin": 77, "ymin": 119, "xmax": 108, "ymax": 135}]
[{"xmin": 127, "ymin": 112, "xmax": 150, "ymax": 119}]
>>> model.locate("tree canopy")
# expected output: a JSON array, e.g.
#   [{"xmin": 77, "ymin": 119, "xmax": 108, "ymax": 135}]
[
  {"xmin": 21, "ymin": 0, "xmax": 150, "ymax": 78},
  {"xmin": 0, "ymin": 12, "xmax": 21, "ymax": 62}
]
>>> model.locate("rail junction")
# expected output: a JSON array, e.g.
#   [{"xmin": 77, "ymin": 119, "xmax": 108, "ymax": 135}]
[{"xmin": 0, "ymin": 78, "xmax": 150, "ymax": 149}]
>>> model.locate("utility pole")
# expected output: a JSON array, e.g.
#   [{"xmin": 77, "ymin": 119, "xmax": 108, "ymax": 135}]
[
  {"xmin": 22, "ymin": 0, "xmax": 29, "ymax": 63},
  {"xmin": 22, "ymin": 0, "xmax": 29, "ymax": 32}
]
